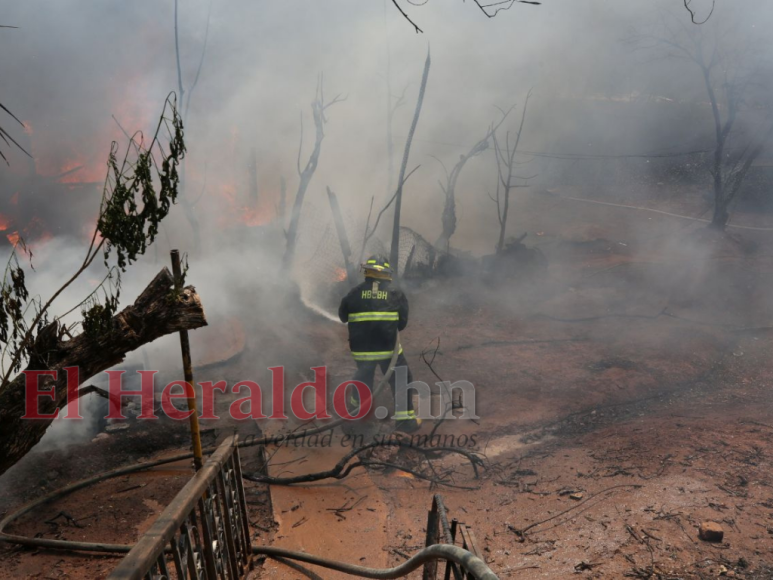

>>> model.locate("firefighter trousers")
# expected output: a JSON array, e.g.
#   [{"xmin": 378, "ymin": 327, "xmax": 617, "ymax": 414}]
[{"xmin": 350, "ymin": 353, "xmax": 415, "ymax": 412}]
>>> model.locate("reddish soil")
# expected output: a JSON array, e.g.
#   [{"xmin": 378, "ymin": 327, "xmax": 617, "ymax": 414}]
[{"xmin": 3, "ymin": 196, "xmax": 773, "ymax": 578}]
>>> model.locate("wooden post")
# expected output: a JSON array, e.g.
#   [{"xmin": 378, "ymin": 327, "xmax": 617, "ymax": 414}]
[{"xmin": 171, "ymin": 249, "xmax": 204, "ymax": 471}]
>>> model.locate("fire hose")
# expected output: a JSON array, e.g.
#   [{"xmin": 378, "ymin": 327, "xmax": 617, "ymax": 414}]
[
  {"xmin": 0, "ymin": 336, "xmax": 502, "ymax": 578},
  {"xmin": 0, "ymin": 337, "xmax": 401, "ymax": 552},
  {"xmin": 256, "ymin": 545, "xmax": 498, "ymax": 579}
]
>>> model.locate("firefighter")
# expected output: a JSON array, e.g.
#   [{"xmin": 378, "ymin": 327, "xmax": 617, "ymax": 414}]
[{"xmin": 338, "ymin": 255, "xmax": 421, "ymax": 433}]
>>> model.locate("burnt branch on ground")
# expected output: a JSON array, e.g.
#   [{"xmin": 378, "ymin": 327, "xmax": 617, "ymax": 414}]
[
  {"xmin": 508, "ymin": 484, "xmax": 643, "ymax": 541},
  {"xmin": 244, "ymin": 440, "xmax": 485, "ymax": 489},
  {"xmin": 421, "ymin": 337, "xmax": 459, "ymax": 440}
]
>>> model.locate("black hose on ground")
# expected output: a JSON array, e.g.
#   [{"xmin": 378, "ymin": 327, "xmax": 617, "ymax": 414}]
[
  {"xmin": 0, "ymin": 336, "xmax": 500, "ymax": 578},
  {"xmin": 0, "ymin": 337, "xmax": 403, "ymax": 553},
  {"xmin": 252, "ymin": 544, "xmax": 498, "ymax": 579}
]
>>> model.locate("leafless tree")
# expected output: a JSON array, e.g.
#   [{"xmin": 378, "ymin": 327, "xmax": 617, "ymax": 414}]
[
  {"xmin": 282, "ymin": 77, "xmax": 345, "ymax": 272},
  {"xmin": 489, "ymin": 91, "xmax": 533, "ymax": 254},
  {"xmin": 326, "ymin": 186, "xmax": 357, "ymax": 283},
  {"xmin": 432, "ymin": 111, "xmax": 511, "ymax": 252},
  {"xmin": 359, "ymin": 165, "xmax": 420, "ymax": 264},
  {"xmin": 631, "ymin": 17, "xmax": 773, "ymax": 230},
  {"xmin": 389, "ymin": 50, "xmax": 431, "ymax": 274}
]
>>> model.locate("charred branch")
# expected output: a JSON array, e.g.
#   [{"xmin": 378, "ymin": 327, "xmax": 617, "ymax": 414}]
[
  {"xmin": 0, "ymin": 102, "xmax": 31, "ymax": 164},
  {"xmin": 388, "ymin": 0, "xmax": 541, "ymax": 33},
  {"xmin": 683, "ymin": 0, "xmax": 715, "ymax": 24},
  {"xmin": 360, "ymin": 164, "xmax": 421, "ymax": 264},
  {"xmin": 0, "ymin": 267, "xmax": 207, "ymax": 477},
  {"xmin": 244, "ymin": 439, "xmax": 484, "ymax": 489},
  {"xmin": 326, "ymin": 186, "xmax": 357, "ymax": 284},
  {"xmin": 389, "ymin": 49, "xmax": 431, "ymax": 274}
]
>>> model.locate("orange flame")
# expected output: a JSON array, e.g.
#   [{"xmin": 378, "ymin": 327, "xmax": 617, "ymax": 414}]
[
  {"xmin": 217, "ymin": 182, "xmax": 276, "ymax": 227},
  {"xmin": 0, "ymin": 213, "xmax": 11, "ymax": 232},
  {"xmin": 334, "ymin": 267, "xmax": 347, "ymax": 282},
  {"xmin": 5, "ymin": 217, "xmax": 53, "ymax": 250},
  {"xmin": 238, "ymin": 205, "xmax": 274, "ymax": 227}
]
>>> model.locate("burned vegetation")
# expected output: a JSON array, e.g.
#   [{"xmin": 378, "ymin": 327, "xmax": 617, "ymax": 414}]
[{"xmin": 1, "ymin": 1, "xmax": 773, "ymax": 579}]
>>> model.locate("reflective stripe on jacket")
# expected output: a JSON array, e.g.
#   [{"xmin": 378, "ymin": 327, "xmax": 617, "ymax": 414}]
[{"xmin": 338, "ymin": 279, "xmax": 408, "ymax": 361}]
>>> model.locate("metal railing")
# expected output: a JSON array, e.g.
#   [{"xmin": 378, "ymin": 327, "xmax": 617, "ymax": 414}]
[
  {"xmin": 423, "ymin": 494, "xmax": 487, "ymax": 580},
  {"xmin": 108, "ymin": 436, "xmax": 253, "ymax": 580}
]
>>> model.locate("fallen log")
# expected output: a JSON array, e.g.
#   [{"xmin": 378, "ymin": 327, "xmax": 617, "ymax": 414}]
[{"xmin": 0, "ymin": 267, "xmax": 207, "ymax": 478}]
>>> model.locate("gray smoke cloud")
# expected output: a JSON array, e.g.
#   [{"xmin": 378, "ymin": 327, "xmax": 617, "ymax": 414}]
[
  {"xmin": 0, "ymin": 0, "xmax": 770, "ymax": 243},
  {"xmin": 1, "ymin": 0, "xmax": 772, "ymax": 371}
]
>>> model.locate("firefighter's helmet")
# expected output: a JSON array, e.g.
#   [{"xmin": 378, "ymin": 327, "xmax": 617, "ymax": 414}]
[{"xmin": 362, "ymin": 255, "xmax": 393, "ymax": 280}]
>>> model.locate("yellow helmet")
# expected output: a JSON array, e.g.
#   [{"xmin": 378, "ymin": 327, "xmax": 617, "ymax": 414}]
[{"xmin": 362, "ymin": 255, "xmax": 393, "ymax": 280}]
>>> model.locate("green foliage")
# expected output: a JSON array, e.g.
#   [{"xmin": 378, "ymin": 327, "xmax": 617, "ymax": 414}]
[
  {"xmin": 98, "ymin": 97, "xmax": 186, "ymax": 271},
  {"xmin": 0, "ymin": 95, "xmax": 186, "ymax": 384},
  {"xmin": 0, "ymin": 243, "xmax": 48, "ymax": 375},
  {"xmin": 80, "ymin": 95, "xmax": 186, "ymax": 339},
  {"xmin": 80, "ymin": 268, "xmax": 121, "ymax": 339},
  {"xmin": 81, "ymin": 298, "xmax": 119, "ymax": 338},
  {"xmin": 0, "ymin": 260, "xmax": 28, "ymax": 357}
]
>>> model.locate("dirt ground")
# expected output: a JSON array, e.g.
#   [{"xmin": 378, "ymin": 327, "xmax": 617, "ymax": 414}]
[{"xmin": 3, "ymin": 190, "xmax": 773, "ymax": 578}]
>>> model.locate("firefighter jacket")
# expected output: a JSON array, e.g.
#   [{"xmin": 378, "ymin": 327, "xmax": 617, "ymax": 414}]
[{"xmin": 338, "ymin": 279, "xmax": 408, "ymax": 361}]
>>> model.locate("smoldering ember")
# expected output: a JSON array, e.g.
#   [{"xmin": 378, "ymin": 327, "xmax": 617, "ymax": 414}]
[{"xmin": 1, "ymin": 1, "xmax": 773, "ymax": 579}]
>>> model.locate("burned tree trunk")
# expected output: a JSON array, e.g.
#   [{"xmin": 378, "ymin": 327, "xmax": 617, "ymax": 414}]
[
  {"xmin": 434, "ymin": 111, "xmax": 510, "ymax": 252},
  {"xmin": 326, "ymin": 186, "xmax": 357, "ymax": 283},
  {"xmin": 389, "ymin": 49, "xmax": 431, "ymax": 274},
  {"xmin": 282, "ymin": 78, "xmax": 345, "ymax": 272},
  {"xmin": 0, "ymin": 267, "xmax": 207, "ymax": 477}
]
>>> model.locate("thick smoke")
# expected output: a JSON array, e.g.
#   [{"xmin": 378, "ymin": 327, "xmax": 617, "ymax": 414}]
[
  {"xmin": 1, "ymin": 0, "xmax": 772, "ymax": 449},
  {"xmin": 1, "ymin": 1, "xmax": 769, "ymax": 252}
]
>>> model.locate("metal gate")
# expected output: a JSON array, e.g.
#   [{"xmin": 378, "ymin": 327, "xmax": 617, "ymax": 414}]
[
  {"xmin": 108, "ymin": 436, "xmax": 252, "ymax": 580},
  {"xmin": 423, "ymin": 494, "xmax": 487, "ymax": 580}
]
